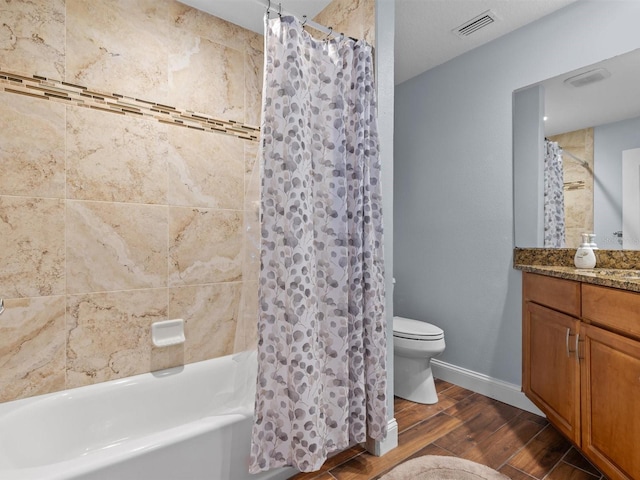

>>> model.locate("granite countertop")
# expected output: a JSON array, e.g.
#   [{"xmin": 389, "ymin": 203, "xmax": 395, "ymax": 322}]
[
  {"xmin": 514, "ymin": 264, "xmax": 640, "ymax": 293},
  {"xmin": 513, "ymin": 248, "xmax": 640, "ymax": 293}
]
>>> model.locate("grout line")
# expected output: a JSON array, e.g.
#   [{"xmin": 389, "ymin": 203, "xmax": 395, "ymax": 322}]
[
  {"xmin": 559, "ymin": 460, "xmax": 602, "ymax": 478},
  {"xmin": 506, "ymin": 464, "xmax": 539, "ymax": 479},
  {"xmin": 495, "ymin": 417, "xmax": 540, "ymax": 472},
  {"xmin": 540, "ymin": 436, "xmax": 573, "ymax": 479},
  {"xmin": 558, "ymin": 450, "xmax": 603, "ymax": 479},
  {"xmin": 489, "ymin": 421, "xmax": 553, "ymax": 479}
]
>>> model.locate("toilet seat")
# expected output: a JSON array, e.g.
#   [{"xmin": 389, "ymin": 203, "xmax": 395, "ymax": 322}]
[{"xmin": 393, "ymin": 316, "xmax": 444, "ymax": 341}]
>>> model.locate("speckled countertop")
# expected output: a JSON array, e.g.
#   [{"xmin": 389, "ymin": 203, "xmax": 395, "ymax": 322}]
[{"xmin": 514, "ymin": 248, "xmax": 640, "ymax": 293}]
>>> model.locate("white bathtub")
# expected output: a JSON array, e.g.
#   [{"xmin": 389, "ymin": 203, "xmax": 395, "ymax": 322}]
[{"xmin": 0, "ymin": 351, "xmax": 296, "ymax": 480}]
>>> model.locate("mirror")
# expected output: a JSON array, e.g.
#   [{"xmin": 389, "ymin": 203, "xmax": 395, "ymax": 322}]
[{"xmin": 513, "ymin": 48, "xmax": 640, "ymax": 249}]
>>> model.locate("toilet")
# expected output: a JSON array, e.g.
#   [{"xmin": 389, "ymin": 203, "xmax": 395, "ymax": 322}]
[{"xmin": 393, "ymin": 316, "xmax": 446, "ymax": 404}]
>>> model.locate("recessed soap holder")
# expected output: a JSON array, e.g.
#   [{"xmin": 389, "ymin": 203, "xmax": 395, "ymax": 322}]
[{"xmin": 152, "ymin": 319, "xmax": 185, "ymax": 347}]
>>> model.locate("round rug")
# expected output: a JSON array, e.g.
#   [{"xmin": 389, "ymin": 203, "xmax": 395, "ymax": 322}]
[{"xmin": 379, "ymin": 455, "xmax": 510, "ymax": 480}]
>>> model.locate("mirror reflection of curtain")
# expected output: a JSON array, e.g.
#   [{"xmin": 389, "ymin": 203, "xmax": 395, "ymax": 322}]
[{"xmin": 544, "ymin": 139, "xmax": 566, "ymax": 247}]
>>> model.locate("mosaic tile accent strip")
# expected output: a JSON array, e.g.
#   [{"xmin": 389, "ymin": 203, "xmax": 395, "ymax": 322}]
[{"xmin": 0, "ymin": 69, "xmax": 260, "ymax": 142}]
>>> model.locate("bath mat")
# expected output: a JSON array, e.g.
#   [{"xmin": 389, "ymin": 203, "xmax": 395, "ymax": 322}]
[{"xmin": 379, "ymin": 455, "xmax": 510, "ymax": 480}]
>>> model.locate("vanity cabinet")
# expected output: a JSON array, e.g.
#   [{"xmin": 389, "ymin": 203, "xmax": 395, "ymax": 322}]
[
  {"xmin": 581, "ymin": 323, "xmax": 640, "ymax": 479},
  {"xmin": 522, "ymin": 272, "xmax": 640, "ymax": 480},
  {"xmin": 523, "ymin": 274, "xmax": 581, "ymax": 445}
]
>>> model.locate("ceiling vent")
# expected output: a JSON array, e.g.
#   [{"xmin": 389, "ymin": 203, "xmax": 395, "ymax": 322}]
[
  {"xmin": 453, "ymin": 10, "xmax": 499, "ymax": 38},
  {"xmin": 563, "ymin": 68, "xmax": 611, "ymax": 88}
]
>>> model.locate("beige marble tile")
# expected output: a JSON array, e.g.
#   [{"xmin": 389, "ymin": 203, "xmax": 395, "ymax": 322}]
[
  {"xmin": 66, "ymin": 201, "xmax": 168, "ymax": 294},
  {"xmin": 0, "ymin": 0, "xmax": 65, "ymax": 79},
  {"xmin": 169, "ymin": 283, "xmax": 241, "ymax": 363},
  {"xmin": 244, "ymin": 145, "xmax": 261, "ymax": 282},
  {"xmin": 233, "ymin": 281, "xmax": 259, "ymax": 353},
  {"xmin": 66, "ymin": 106, "xmax": 168, "ymax": 204},
  {"xmin": 552, "ymin": 128, "xmax": 594, "ymax": 249},
  {"xmin": 0, "ymin": 296, "xmax": 66, "ymax": 402},
  {"xmin": 244, "ymin": 141, "xmax": 260, "ymax": 206},
  {"xmin": 168, "ymin": 33, "xmax": 245, "ymax": 120},
  {"xmin": 149, "ymin": 342, "xmax": 185, "ymax": 373},
  {"xmin": 0, "ymin": 196, "xmax": 65, "ymax": 298},
  {"xmin": 241, "ymin": 140, "xmax": 260, "ymax": 341},
  {"xmin": 169, "ymin": 207, "xmax": 243, "ymax": 285},
  {"xmin": 243, "ymin": 200, "xmax": 261, "ymax": 286},
  {"xmin": 245, "ymin": 31, "xmax": 264, "ymax": 127},
  {"xmin": 312, "ymin": 0, "xmax": 372, "ymax": 43},
  {"xmin": 0, "ymin": 91, "xmax": 66, "ymax": 198},
  {"xmin": 169, "ymin": 0, "xmax": 250, "ymax": 51},
  {"xmin": 243, "ymin": 215, "xmax": 260, "ymax": 279},
  {"xmin": 168, "ymin": 128, "xmax": 244, "ymax": 209},
  {"xmin": 361, "ymin": 0, "xmax": 376, "ymax": 45},
  {"xmin": 66, "ymin": 289, "xmax": 168, "ymax": 388},
  {"xmin": 66, "ymin": 0, "xmax": 171, "ymax": 103}
]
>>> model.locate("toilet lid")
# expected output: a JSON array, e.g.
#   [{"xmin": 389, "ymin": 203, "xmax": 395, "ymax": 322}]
[{"xmin": 393, "ymin": 316, "xmax": 444, "ymax": 340}]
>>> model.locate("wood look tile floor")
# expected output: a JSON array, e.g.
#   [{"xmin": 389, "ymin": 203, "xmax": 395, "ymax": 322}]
[{"xmin": 288, "ymin": 380, "xmax": 606, "ymax": 480}]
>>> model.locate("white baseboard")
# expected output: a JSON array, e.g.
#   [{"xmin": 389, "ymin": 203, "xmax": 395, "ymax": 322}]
[
  {"xmin": 430, "ymin": 359, "xmax": 544, "ymax": 416},
  {"xmin": 365, "ymin": 417, "xmax": 399, "ymax": 456}
]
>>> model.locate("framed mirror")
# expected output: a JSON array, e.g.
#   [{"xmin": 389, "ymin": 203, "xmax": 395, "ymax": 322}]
[{"xmin": 513, "ymin": 48, "xmax": 640, "ymax": 249}]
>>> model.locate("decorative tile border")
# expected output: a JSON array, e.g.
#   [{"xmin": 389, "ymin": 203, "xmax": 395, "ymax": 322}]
[{"xmin": 0, "ymin": 70, "xmax": 260, "ymax": 142}]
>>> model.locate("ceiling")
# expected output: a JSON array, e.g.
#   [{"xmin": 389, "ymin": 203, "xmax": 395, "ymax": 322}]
[
  {"xmin": 538, "ymin": 48, "xmax": 640, "ymax": 136},
  {"xmin": 178, "ymin": 0, "xmax": 332, "ymax": 40},
  {"xmin": 179, "ymin": 0, "xmax": 578, "ymax": 84},
  {"xmin": 394, "ymin": 0, "xmax": 577, "ymax": 84},
  {"xmin": 180, "ymin": 0, "xmax": 640, "ymax": 135}
]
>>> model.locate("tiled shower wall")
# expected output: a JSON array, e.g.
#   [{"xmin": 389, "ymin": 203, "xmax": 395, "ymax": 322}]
[
  {"xmin": 0, "ymin": 0, "xmax": 374, "ymax": 404},
  {"xmin": 0, "ymin": 0, "xmax": 264, "ymax": 404},
  {"xmin": 549, "ymin": 128, "xmax": 595, "ymax": 249}
]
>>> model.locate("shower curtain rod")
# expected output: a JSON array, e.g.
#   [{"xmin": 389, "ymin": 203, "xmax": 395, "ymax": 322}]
[
  {"xmin": 561, "ymin": 149, "xmax": 591, "ymax": 171},
  {"xmin": 547, "ymin": 137, "xmax": 592, "ymax": 171},
  {"xmin": 255, "ymin": 0, "xmax": 347, "ymax": 39}
]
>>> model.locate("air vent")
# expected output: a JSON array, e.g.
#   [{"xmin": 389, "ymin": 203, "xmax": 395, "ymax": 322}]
[
  {"xmin": 563, "ymin": 68, "xmax": 611, "ymax": 88},
  {"xmin": 453, "ymin": 10, "xmax": 498, "ymax": 37}
]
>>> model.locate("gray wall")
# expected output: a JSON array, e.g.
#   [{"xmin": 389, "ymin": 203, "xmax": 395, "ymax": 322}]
[
  {"xmin": 376, "ymin": 0, "xmax": 395, "ymax": 418},
  {"xmin": 594, "ymin": 115, "xmax": 640, "ymax": 249},
  {"xmin": 513, "ymin": 85, "xmax": 545, "ymax": 248},
  {"xmin": 394, "ymin": 1, "xmax": 640, "ymax": 386}
]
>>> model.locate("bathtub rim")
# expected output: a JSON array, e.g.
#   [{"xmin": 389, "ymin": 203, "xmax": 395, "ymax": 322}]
[
  {"xmin": 0, "ymin": 411, "xmax": 250, "ymax": 480},
  {"xmin": 0, "ymin": 352, "xmax": 265, "ymax": 480}
]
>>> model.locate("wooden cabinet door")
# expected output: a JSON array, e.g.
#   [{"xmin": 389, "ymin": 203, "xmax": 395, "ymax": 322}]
[
  {"xmin": 581, "ymin": 324, "xmax": 640, "ymax": 480},
  {"xmin": 523, "ymin": 301, "xmax": 581, "ymax": 445}
]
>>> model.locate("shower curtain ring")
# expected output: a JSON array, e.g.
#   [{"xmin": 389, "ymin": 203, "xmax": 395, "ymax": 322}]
[
  {"xmin": 301, "ymin": 15, "xmax": 308, "ymax": 26},
  {"xmin": 325, "ymin": 26, "xmax": 333, "ymax": 40},
  {"xmin": 266, "ymin": 0, "xmax": 271, "ymax": 16},
  {"xmin": 277, "ymin": 2, "xmax": 282, "ymax": 17}
]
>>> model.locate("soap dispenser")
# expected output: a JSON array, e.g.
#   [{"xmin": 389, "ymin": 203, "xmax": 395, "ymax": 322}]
[{"xmin": 574, "ymin": 233, "xmax": 596, "ymax": 269}]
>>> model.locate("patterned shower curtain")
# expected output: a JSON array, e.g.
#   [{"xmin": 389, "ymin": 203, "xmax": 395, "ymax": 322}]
[
  {"xmin": 544, "ymin": 139, "xmax": 566, "ymax": 247},
  {"xmin": 250, "ymin": 15, "xmax": 387, "ymax": 474}
]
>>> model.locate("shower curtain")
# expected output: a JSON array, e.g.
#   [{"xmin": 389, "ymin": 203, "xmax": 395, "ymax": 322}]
[
  {"xmin": 544, "ymin": 139, "xmax": 566, "ymax": 247},
  {"xmin": 250, "ymin": 15, "xmax": 387, "ymax": 473}
]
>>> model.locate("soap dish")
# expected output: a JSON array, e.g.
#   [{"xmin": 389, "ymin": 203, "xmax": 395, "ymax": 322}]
[{"xmin": 152, "ymin": 319, "xmax": 185, "ymax": 347}]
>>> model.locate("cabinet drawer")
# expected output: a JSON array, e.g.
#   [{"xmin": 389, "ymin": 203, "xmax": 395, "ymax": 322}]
[
  {"xmin": 523, "ymin": 272, "xmax": 581, "ymax": 316},
  {"xmin": 583, "ymin": 284, "xmax": 640, "ymax": 340}
]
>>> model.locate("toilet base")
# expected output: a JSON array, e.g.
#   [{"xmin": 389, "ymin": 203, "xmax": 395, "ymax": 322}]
[{"xmin": 394, "ymin": 355, "xmax": 439, "ymax": 404}]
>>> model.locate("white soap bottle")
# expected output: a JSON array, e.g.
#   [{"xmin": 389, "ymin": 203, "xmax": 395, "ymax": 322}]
[{"xmin": 574, "ymin": 233, "xmax": 596, "ymax": 269}]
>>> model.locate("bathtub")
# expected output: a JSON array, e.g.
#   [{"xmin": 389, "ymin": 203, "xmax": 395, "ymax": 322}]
[{"xmin": 0, "ymin": 351, "xmax": 296, "ymax": 480}]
